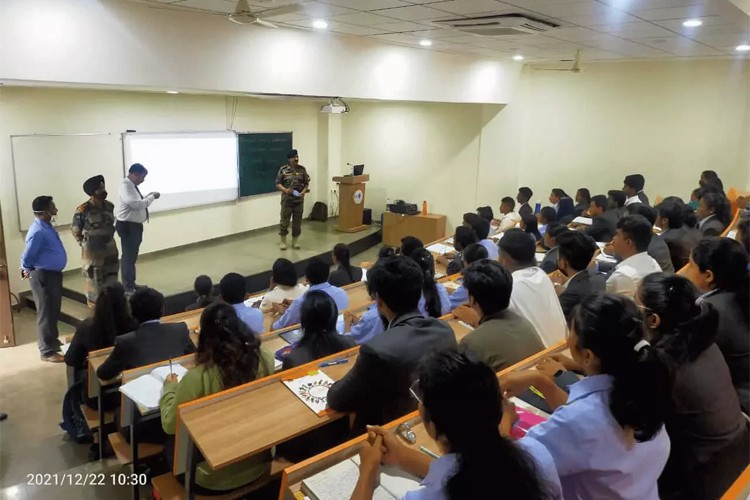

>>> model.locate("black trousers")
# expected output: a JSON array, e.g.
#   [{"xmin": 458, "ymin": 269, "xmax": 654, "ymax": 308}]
[
  {"xmin": 29, "ymin": 269, "xmax": 63, "ymax": 357},
  {"xmin": 116, "ymin": 220, "xmax": 143, "ymax": 290}
]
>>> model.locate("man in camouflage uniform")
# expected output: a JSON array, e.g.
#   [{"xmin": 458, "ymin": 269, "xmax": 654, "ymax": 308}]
[
  {"xmin": 72, "ymin": 175, "xmax": 119, "ymax": 306},
  {"xmin": 275, "ymin": 149, "xmax": 310, "ymax": 250}
]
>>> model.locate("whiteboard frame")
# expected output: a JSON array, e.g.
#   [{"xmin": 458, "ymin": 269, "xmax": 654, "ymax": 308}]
[
  {"xmin": 120, "ymin": 130, "xmax": 241, "ymax": 215},
  {"xmin": 11, "ymin": 133, "xmax": 113, "ymax": 232}
]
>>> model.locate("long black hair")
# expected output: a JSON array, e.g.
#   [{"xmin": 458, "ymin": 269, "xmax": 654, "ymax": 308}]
[
  {"xmin": 521, "ymin": 214, "xmax": 542, "ymax": 242},
  {"xmin": 418, "ymin": 348, "xmax": 549, "ymax": 500},
  {"xmin": 570, "ymin": 294, "xmax": 672, "ymax": 442},
  {"xmin": 198, "ymin": 302, "xmax": 261, "ymax": 389},
  {"xmin": 700, "ymin": 191, "xmax": 732, "ymax": 226},
  {"xmin": 692, "ymin": 238, "xmax": 749, "ymax": 323},
  {"xmin": 91, "ymin": 283, "xmax": 138, "ymax": 349},
  {"xmin": 333, "ymin": 243, "xmax": 355, "ymax": 282},
  {"xmin": 298, "ymin": 291, "xmax": 343, "ymax": 359},
  {"xmin": 409, "ymin": 248, "xmax": 442, "ymax": 318},
  {"xmin": 639, "ymin": 274, "xmax": 718, "ymax": 365}
]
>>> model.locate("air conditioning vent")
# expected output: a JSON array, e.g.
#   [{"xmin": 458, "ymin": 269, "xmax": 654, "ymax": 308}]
[{"xmin": 433, "ymin": 14, "xmax": 559, "ymax": 37}]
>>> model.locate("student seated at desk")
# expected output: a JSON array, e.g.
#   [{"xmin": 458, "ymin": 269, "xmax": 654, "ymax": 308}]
[
  {"xmin": 327, "ymin": 256, "xmax": 456, "ymax": 431},
  {"xmin": 697, "ymin": 190, "xmax": 731, "ymax": 236},
  {"xmin": 517, "ymin": 186, "xmax": 534, "ymax": 219},
  {"xmin": 499, "ymin": 230, "xmax": 567, "ymax": 347},
  {"xmin": 447, "ymin": 243, "xmax": 488, "ymax": 311},
  {"xmin": 329, "ymin": 243, "xmax": 363, "ymax": 287},
  {"xmin": 258, "ymin": 258, "xmax": 307, "ymax": 313},
  {"xmin": 625, "ymin": 204, "xmax": 674, "ymax": 273},
  {"xmin": 399, "ymin": 236, "xmax": 424, "ymax": 258},
  {"xmin": 410, "ymin": 248, "xmax": 450, "ymax": 318},
  {"xmin": 537, "ymin": 207, "xmax": 556, "ymax": 238},
  {"xmin": 573, "ymin": 188, "xmax": 591, "ymax": 218},
  {"xmin": 96, "ymin": 287, "xmax": 195, "ymax": 381},
  {"xmin": 655, "ymin": 199, "xmax": 702, "ymax": 270},
  {"xmin": 476, "ymin": 205, "xmax": 494, "ymax": 225},
  {"xmin": 521, "ymin": 214, "xmax": 543, "ymax": 243},
  {"xmin": 582, "ymin": 195, "xmax": 618, "ymax": 243},
  {"xmin": 736, "ymin": 217, "xmax": 750, "ymax": 255},
  {"xmin": 160, "ymin": 302, "xmax": 275, "ymax": 494},
  {"xmin": 219, "ymin": 272, "xmax": 264, "ymax": 335},
  {"xmin": 539, "ymin": 223, "xmax": 567, "ymax": 274},
  {"xmin": 473, "ymin": 218, "xmax": 499, "ymax": 260},
  {"xmin": 685, "ymin": 238, "xmax": 750, "ymax": 413},
  {"xmin": 503, "ymin": 294, "xmax": 671, "ymax": 500},
  {"xmin": 638, "ymin": 274, "xmax": 749, "ymax": 500},
  {"xmin": 184, "ymin": 275, "xmax": 215, "ymax": 312},
  {"xmin": 554, "ymin": 232, "xmax": 605, "ymax": 319},
  {"xmin": 607, "ymin": 189, "xmax": 627, "ymax": 219},
  {"xmin": 282, "ymin": 291, "xmax": 355, "ymax": 369},
  {"xmin": 605, "ymin": 215, "xmax": 662, "ymax": 298},
  {"xmin": 353, "ymin": 348, "xmax": 561, "ymax": 500},
  {"xmin": 623, "ymin": 174, "xmax": 649, "ymax": 206},
  {"xmin": 459, "ymin": 260, "xmax": 543, "ymax": 371},
  {"xmin": 435, "ymin": 226, "xmax": 477, "ymax": 276},
  {"xmin": 273, "ymin": 258, "xmax": 349, "ymax": 330},
  {"xmin": 344, "ymin": 248, "xmax": 397, "ymax": 345},
  {"xmin": 492, "ymin": 196, "xmax": 522, "ymax": 234},
  {"xmin": 549, "ymin": 189, "xmax": 575, "ymax": 224}
]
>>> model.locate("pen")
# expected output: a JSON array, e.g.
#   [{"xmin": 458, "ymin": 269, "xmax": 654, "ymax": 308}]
[
  {"xmin": 169, "ymin": 358, "xmax": 173, "ymax": 376},
  {"xmin": 529, "ymin": 386, "xmax": 545, "ymax": 399},
  {"xmin": 319, "ymin": 358, "xmax": 349, "ymax": 367},
  {"xmin": 419, "ymin": 446, "xmax": 440, "ymax": 459}
]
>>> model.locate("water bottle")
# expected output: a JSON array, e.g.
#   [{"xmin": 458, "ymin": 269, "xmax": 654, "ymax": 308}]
[{"xmin": 422, "ymin": 200, "xmax": 427, "ymax": 216}]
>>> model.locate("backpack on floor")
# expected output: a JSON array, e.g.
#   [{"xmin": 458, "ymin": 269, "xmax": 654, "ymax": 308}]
[{"xmin": 309, "ymin": 202, "xmax": 328, "ymax": 222}]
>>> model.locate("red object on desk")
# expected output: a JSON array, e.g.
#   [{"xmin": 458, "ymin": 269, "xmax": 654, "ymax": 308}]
[{"xmin": 510, "ymin": 407, "xmax": 548, "ymax": 439}]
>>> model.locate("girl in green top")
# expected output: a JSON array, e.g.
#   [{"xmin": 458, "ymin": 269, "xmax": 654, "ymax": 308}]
[{"xmin": 160, "ymin": 302, "xmax": 275, "ymax": 493}]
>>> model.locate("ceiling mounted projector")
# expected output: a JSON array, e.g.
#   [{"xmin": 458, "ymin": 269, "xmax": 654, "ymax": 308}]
[{"xmin": 320, "ymin": 97, "xmax": 349, "ymax": 114}]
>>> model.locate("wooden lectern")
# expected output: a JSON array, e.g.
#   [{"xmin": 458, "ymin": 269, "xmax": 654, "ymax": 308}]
[{"xmin": 332, "ymin": 175, "xmax": 369, "ymax": 233}]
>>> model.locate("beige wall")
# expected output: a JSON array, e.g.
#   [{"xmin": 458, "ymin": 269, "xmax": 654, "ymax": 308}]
[
  {"xmin": 514, "ymin": 59, "xmax": 750, "ymax": 203},
  {"xmin": 0, "ymin": 87, "xmax": 322, "ymax": 293}
]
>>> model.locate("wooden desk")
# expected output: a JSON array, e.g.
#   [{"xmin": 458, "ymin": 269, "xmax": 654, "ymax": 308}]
[
  {"xmin": 175, "ymin": 317, "xmax": 472, "ymax": 499},
  {"xmin": 382, "ymin": 212, "xmax": 447, "ymax": 248}
]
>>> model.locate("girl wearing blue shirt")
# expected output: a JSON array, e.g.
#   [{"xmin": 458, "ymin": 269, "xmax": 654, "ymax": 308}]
[
  {"xmin": 502, "ymin": 293, "xmax": 672, "ymax": 500},
  {"xmin": 353, "ymin": 348, "xmax": 561, "ymax": 500},
  {"xmin": 447, "ymin": 243, "xmax": 488, "ymax": 312},
  {"xmin": 410, "ymin": 248, "xmax": 450, "ymax": 318}
]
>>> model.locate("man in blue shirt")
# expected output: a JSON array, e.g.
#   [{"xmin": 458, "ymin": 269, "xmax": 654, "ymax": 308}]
[
  {"xmin": 20, "ymin": 196, "xmax": 68, "ymax": 362},
  {"xmin": 272, "ymin": 258, "xmax": 348, "ymax": 330},
  {"xmin": 219, "ymin": 272, "xmax": 264, "ymax": 336}
]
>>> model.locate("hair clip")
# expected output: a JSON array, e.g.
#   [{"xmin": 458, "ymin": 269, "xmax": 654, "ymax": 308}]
[{"xmin": 633, "ymin": 339, "xmax": 650, "ymax": 353}]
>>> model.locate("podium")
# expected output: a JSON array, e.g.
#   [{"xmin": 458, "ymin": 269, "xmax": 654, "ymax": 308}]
[{"xmin": 332, "ymin": 175, "xmax": 369, "ymax": 233}]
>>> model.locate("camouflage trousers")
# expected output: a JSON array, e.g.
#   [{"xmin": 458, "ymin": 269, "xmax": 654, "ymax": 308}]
[
  {"xmin": 81, "ymin": 243, "xmax": 119, "ymax": 306},
  {"xmin": 279, "ymin": 200, "xmax": 304, "ymax": 237}
]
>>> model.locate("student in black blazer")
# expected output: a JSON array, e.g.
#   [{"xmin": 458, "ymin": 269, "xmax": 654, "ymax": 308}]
[
  {"xmin": 328, "ymin": 243, "xmax": 363, "ymax": 287},
  {"xmin": 282, "ymin": 291, "xmax": 355, "ymax": 369},
  {"xmin": 327, "ymin": 256, "xmax": 456, "ymax": 432},
  {"xmin": 97, "ymin": 287, "xmax": 196, "ymax": 381},
  {"xmin": 539, "ymin": 223, "xmax": 567, "ymax": 274},
  {"xmin": 584, "ymin": 195, "xmax": 619, "ymax": 243},
  {"xmin": 516, "ymin": 187, "xmax": 533, "ymax": 219},
  {"xmin": 608, "ymin": 190, "xmax": 627, "ymax": 219},
  {"xmin": 656, "ymin": 199, "xmax": 702, "ymax": 270},
  {"xmin": 555, "ymin": 231, "xmax": 605, "ymax": 318},
  {"xmin": 697, "ymin": 191, "xmax": 730, "ymax": 236}
]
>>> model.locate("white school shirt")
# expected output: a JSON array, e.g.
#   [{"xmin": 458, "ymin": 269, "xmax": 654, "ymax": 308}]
[
  {"xmin": 257, "ymin": 283, "xmax": 308, "ymax": 312},
  {"xmin": 116, "ymin": 177, "xmax": 156, "ymax": 223},
  {"xmin": 624, "ymin": 195, "xmax": 641, "ymax": 206},
  {"xmin": 494, "ymin": 212, "xmax": 521, "ymax": 234},
  {"xmin": 605, "ymin": 251, "xmax": 661, "ymax": 298},
  {"xmin": 508, "ymin": 266, "xmax": 567, "ymax": 347}
]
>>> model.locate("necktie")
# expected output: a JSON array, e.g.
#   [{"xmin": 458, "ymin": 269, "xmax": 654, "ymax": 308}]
[{"xmin": 135, "ymin": 185, "xmax": 149, "ymax": 222}]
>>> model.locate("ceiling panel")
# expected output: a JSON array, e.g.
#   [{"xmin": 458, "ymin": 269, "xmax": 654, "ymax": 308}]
[{"xmin": 117, "ymin": 0, "xmax": 750, "ymax": 63}]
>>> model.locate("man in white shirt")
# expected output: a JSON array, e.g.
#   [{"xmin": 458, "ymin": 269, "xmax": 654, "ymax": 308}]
[
  {"xmin": 606, "ymin": 214, "xmax": 661, "ymax": 298},
  {"xmin": 623, "ymin": 174, "xmax": 648, "ymax": 206},
  {"xmin": 492, "ymin": 196, "xmax": 522, "ymax": 234},
  {"xmin": 116, "ymin": 163, "xmax": 159, "ymax": 293},
  {"xmin": 498, "ymin": 229, "xmax": 567, "ymax": 347}
]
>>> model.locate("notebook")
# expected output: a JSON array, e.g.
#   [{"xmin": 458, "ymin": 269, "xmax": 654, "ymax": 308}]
[
  {"xmin": 510, "ymin": 405, "xmax": 548, "ymax": 439},
  {"xmin": 282, "ymin": 370, "xmax": 334, "ymax": 416},
  {"xmin": 572, "ymin": 216, "xmax": 593, "ymax": 225},
  {"xmin": 426, "ymin": 243, "xmax": 452, "ymax": 255},
  {"xmin": 118, "ymin": 363, "xmax": 189, "ymax": 410},
  {"xmin": 301, "ymin": 455, "xmax": 421, "ymax": 500},
  {"xmin": 280, "ymin": 328, "xmax": 304, "ymax": 344}
]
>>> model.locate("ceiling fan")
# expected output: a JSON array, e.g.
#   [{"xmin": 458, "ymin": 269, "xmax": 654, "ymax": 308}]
[
  {"xmin": 145, "ymin": 0, "xmax": 307, "ymax": 28},
  {"xmin": 535, "ymin": 49, "xmax": 583, "ymax": 73}
]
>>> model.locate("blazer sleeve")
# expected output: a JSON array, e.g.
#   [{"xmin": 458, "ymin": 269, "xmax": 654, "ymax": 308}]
[
  {"xmin": 96, "ymin": 338, "xmax": 127, "ymax": 380},
  {"xmin": 327, "ymin": 346, "xmax": 384, "ymax": 413},
  {"xmin": 180, "ymin": 325, "xmax": 197, "ymax": 354},
  {"xmin": 557, "ymin": 289, "xmax": 579, "ymax": 319}
]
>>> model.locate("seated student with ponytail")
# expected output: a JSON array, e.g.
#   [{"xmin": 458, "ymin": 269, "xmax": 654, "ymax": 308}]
[
  {"xmin": 260, "ymin": 258, "xmax": 307, "ymax": 313},
  {"xmin": 521, "ymin": 213, "xmax": 543, "ymax": 243},
  {"xmin": 353, "ymin": 348, "xmax": 562, "ymax": 500},
  {"xmin": 282, "ymin": 291, "xmax": 355, "ymax": 369},
  {"xmin": 502, "ymin": 293, "xmax": 672, "ymax": 500},
  {"xmin": 410, "ymin": 248, "xmax": 451, "ymax": 318},
  {"xmin": 329, "ymin": 243, "xmax": 363, "ymax": 287},
  {"xmin": 638, "ymin": 274, "xmax": 749, "ymax": 500},
  {"xmin": 447, "ymin": 243, "xmax": 488, "ymax": 311},
  {"xmin": 685, "ymin": 238, "xmax": 750, "ymax": 413},
  {"xmin": 160, "ymin": 302, "xmax": 275, "ymax": 494}
]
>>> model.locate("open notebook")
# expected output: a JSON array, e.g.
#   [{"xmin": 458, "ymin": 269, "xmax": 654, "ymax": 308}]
[
  {"xmin": 282, "ymin": 370, "xmax": 334, "ymax": 416},
  {"xmin": 118, "ymin": 364, "xmax": 188, "ymax": 411},
  {"xmin": 301, "ymin": 455, "xmax": 421, "ymax": 500}
]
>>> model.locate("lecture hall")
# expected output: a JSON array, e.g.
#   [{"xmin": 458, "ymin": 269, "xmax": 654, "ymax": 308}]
[{"xmin": 0, "ymin": 0, "xmax": 749, "ymax": 499}]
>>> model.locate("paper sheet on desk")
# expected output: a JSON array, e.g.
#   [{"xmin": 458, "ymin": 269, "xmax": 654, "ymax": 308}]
[
  {"xmin": 535, "ymin": 252, "xmax": 546, "ymax": 264},
  {"xmin": 572, "ymin": 216, "xmax": 593, "ymax": 225},
  {"xmin": 426, "ymin": 243, "xmax": 452, "ymax": 255}
]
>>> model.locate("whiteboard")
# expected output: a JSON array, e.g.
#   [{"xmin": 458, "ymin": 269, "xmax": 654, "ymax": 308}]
[
  {"xmin": 122, "ymin": 132, "xmax": 239, "ymax": 213},
  {"xmin": 11, "ymin": 134, "xmax": 122, "ymax": 232}
]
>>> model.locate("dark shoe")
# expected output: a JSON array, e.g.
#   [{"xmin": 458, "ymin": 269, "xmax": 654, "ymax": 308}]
[{"xmin": 41, "ymin": 353, "xmax": 65, "ymax": 363}]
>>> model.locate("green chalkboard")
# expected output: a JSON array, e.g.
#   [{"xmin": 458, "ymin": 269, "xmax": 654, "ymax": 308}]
[{"xmin": 238, "ymin": 132, "xmax": 293, "ymax": 197}]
